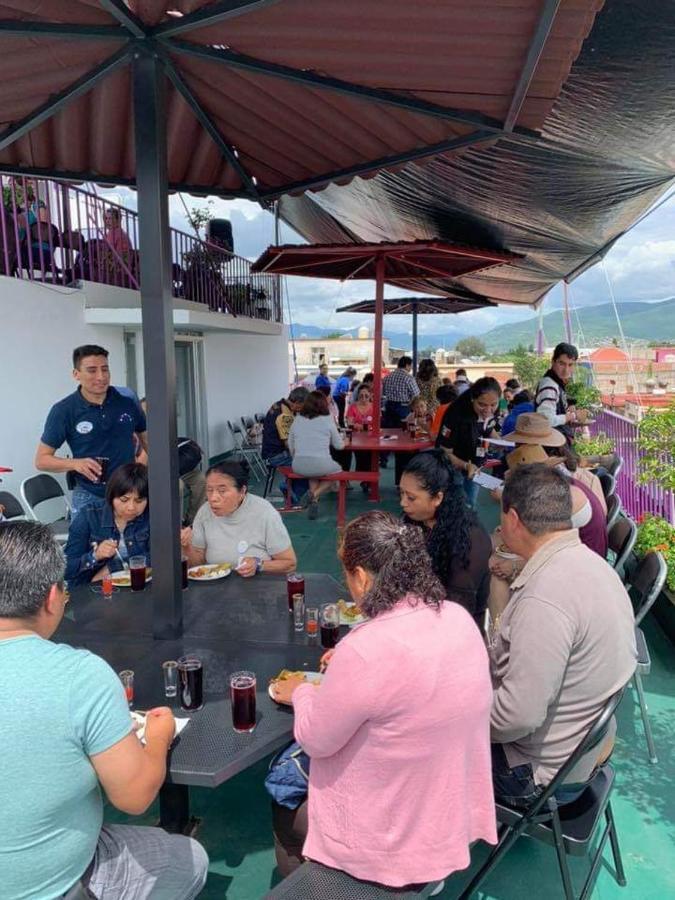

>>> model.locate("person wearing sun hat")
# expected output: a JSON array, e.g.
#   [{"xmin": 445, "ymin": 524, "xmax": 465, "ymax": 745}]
[{"xmin": 500, "ymin": 411, "xmax": 566, "ymax": 449}]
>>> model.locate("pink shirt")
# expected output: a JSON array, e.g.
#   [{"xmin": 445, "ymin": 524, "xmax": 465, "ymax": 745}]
[
  {"xmin": 293, "ymin": 599, "xmax": 496, "ymax": 886},
  {"xmin": 346, "ymin": 402, "xmax": 374, "ymax": 428}
]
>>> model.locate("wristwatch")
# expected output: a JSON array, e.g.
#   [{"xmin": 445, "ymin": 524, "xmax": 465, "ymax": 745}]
[{"xmin": 255, "ymin": 557, "xmax": 264, "ymax": 575}]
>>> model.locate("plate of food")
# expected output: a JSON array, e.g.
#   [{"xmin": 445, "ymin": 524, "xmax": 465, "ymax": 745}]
[
  {"xmin": 337, "ymin": 598, "xmax": 366, "ymax": 626},
  {"xmin": 188, "ymin": 563, "xmax": 232, "ymax": 581},
  {"xmin": 268, "ymin": 669, "xmax": 322, "ymax": 705},
  {"xmin": 111, "ymin": 569, "xmax": 153, "ymax": 587}
]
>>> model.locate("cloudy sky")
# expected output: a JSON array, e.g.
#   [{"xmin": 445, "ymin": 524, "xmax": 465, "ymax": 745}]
[{"xmin": 99, "ymin": 182, "xmax": 675, "ymax": 340}]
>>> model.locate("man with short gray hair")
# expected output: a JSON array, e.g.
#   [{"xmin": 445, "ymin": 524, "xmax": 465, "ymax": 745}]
[
  {"xmin": 489, "ymin": 464, "xmax": 636, "ymax": 805},
  {"xmin": 0, "ymin": 522, "xmax": 208, "ymax": 899},
  {"xmin": 261, "ymin": 386, "xmax": 310, "ymax": 504}
]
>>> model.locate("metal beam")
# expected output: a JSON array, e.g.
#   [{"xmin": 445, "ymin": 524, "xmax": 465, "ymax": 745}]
[
  {"xmin": 168, "ymin": 39, "xmax": 540, "ymax": 139},
  {"xmin": 99, "ymin": 0, "xmax": 146, "ymax": 38},
  {"xmin": 160, "ymin": 52, "xmax": 259, "ymax": 200},
  {"xmin": 504, "ymin": 0, "xmax": 561, "ymax": 132},
  {"xmin": 0, "ymin": 20, "xmax": 129, "ymax": 39},
  {"xmin": 152, "ymin": 0, "xmax": 282, "ymax": 38},
  {"xmin": 0, "ymin": 46, "xmax": 131, "ymax": 153},
  {"xmin": 132, "ymin": 49, "xmax": 184, "ymax": 639},
  {"xmin": 259, "ymin": 130, "xmax": 496, "ymax": 201}
]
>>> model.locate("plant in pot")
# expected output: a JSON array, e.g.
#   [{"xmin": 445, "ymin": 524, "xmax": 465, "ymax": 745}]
[{"xmin": 573, "ymin": 432, "xmax": 616, "ymax": 468}]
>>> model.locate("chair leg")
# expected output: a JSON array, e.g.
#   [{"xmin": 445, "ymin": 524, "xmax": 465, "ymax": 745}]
[
  {"xmin": 336, "ymin": 483, "xmax": 347, "ymax": 527},
  {"xmin": 634, "ymin": 672, "xmax": 658, "ymax": 763},
  {"xmin": 263, "ymin": 467, "xmax": 275, "ymax": 498},
  {"xmin": 548, "ymin": 799, "xmax": 576, "ymax": 900},
  {"xmin": 456, "ymin": 825, "xmax": 520, "ymax": 899},
  {"xmin": 605, "ymin": 802, "xmax": 627, "ymax": 887}
]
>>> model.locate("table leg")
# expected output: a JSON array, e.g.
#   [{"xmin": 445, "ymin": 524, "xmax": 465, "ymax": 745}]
[
  {"xmin": 370, "ymin": 450, "xmax": 380, "ymax": 502},
  {"xmin": 159, "ymin": 782, "xmax": 191, "ymax": 833}
]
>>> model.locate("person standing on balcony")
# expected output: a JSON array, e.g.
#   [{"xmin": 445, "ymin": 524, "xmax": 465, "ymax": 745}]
[
  {"xmin": 332, "ymin": 367, "xmax": 357, "ymax": 427},
  {"xmin": 315, "ymin": 363, "xmax": 331, "ymax": 390},
  {"xmin": 35, "ymin": 345, "xmax": 147, "ymax": 518},
  {"xmin": 535, "ymin": 342, "xmax": 579, "ymax": 442}
]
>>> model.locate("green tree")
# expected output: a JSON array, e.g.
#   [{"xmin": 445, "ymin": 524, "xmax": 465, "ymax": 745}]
[
  {"xmin": 511, "ymin": 350, "xmax": 549, "ymax": 392},
  {"xmin": 638, "ymin": 402, "xmax": 675, "ymax": 491},
  {"xmin": 455, "ymin": 337, "xmax": 487, "ymax": 357}
]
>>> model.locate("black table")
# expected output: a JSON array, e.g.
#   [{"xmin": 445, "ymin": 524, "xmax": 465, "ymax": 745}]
[{"xmin": 55, "ymin": 573, "xmax": 346, "ymax": 831}]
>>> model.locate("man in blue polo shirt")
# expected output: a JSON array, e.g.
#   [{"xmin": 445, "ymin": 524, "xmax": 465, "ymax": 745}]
[{"xmin": 35, "ymin": 344, "xmax": 148, "ymax": 517}]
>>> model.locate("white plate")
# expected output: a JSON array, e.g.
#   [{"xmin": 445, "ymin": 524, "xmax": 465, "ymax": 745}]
[
  {"xmin": 110, "ymin": 570, "xmax": 152, "ymax": 587},
  {"xmin": 268, "ymin": 671, "xmax": 322, "ymax": 705},
  {"xmin": 188, "ymin": 563, "xmax": 232, "ymax": 581},
  {"xmin": 338, "ymin": 601, "xmax": 366, "ymax": 626}
]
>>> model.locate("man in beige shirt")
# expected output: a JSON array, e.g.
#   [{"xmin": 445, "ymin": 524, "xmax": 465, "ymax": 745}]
[{"xmin": 490, "ymin": 463, "xmax": 636, "ymax": 806}]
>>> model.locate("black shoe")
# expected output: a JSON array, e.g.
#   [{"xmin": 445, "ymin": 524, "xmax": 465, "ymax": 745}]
[
  {"xmin": 308, "ymin": 500, "xmax": 319, "ymax": 520},
  {"xmin": 360, "ymin": 481, "xmax": 370, "ymax": 493}
]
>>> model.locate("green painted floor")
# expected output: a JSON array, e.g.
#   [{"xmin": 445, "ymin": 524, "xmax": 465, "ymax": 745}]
[{"xmin": 106, "ymin": 468, "xmax": 675, "ymax": 899}]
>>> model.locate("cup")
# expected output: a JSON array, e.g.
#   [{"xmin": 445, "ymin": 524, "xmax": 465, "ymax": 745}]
[
  {"xmin": 344, "ymin": 427, "xmax": 353, "ymax": 440},
  {"xmin": 305, "ymin": 607, "xmax": 319, "ymax": 637},
  {"xmin": 230, "ymin": 671, "xmax": 257, "ymax": 733},
  {"xmin": 101, "ymin": 574, "xmax": 114, "ymax": 597},
  {"xmin": 181, "ymin": 557, "xmax": 188, "ymax": 590},
  {"xmin": 177, "ymin": 655, "xmax": 204, "ymax": 711},
  {"xmin": 129, "ymin": 556, "xmax": 147, "ymax": 592},
  {"xmin": 95, "ymin": 456, "xmax": 110, "ymax": 484},
  {"xmin": 286, "ymin": 573, "xmax": 305, "ymax": 612},
  {"xmin": 293, "ymin": 593, "xmax": 305, "ymax": 632},
  {"xmin": 162, "ymin": 660, "xmax": 178, "ymax": 698},
  {"xmin": 407, "ymin": 421, "xmax": 416, "ymax": 436},
  {"xmin": 320, "ymin": 603, "xmax": 340, "ymax": 649},
  {"xmin": 119, "ymin": 669, "xmax": 134, "ymax": 707}
]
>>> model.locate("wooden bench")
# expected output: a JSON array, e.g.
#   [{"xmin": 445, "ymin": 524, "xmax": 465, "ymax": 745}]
[
  {"xmin": 264, "ymin": 861, "xmax": 442, "ymax": 898},
  {"xmin": 278, "ymin": 467, "xmax": 379, "ymax": 526}
]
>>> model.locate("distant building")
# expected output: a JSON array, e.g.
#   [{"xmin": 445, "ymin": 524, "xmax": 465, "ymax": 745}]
[{"xmin": 289, "ymin": 328, "xmax": 402, "ymax": 382}]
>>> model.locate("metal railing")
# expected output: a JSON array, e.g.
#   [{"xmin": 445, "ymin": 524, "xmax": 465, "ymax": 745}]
[
  {"xmin": 0, "ymin": 174, "xmax": 281, "ymax": 322},
  {"xmin": 591, "ymin": 410, "xmax": 675, "ymax": 524}
]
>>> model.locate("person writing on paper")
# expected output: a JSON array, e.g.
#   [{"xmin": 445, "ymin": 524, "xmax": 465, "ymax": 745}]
[
  {"xmin": 181, "ymin": 460, "xmax": 296, "ymax": 577},
  {"xmin": 64, "ymin": 463, "xmax": 151, "ymax": 587},
  {"xmin": 435, "ymin": 377, "xmax": 501, "ymax": 507},
  {"xmin": 0, "ymin": 522, "xmax": 208, "ymax": 900}
]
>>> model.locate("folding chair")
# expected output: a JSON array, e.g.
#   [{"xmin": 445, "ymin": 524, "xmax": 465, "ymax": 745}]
[
  {"xmin": 227, "ymin": 421, "xmax": 267, "ymax": 481},
  {"xmin": 265, "ymin": 861, "xmax": 441, "ymax": 898},
  {"xmin": 0, "ymin": 490, "xmax": 28, "ymax": 521},
  {"xmin": 459, "ymin": 689, "xmax": 627, "ymax": 900},
  {"xmin": 20, "ymin": 474, "xmax": 71, "ymax": 544},
  {"xmin": 605, "ymin": 493, "xmax": 621, "ymax": 531},
  {"xmin": 597, "ymin": 472, "xmax": 616, "ymax": 501},
  {"xmin": 625, "ymin": 551, "xmax": 667, "ymax": 764},
  {"xmin": 262, "ymin": 460, "xmax": 279, "ymax": 498},
  {"xmin": 605, "ymin": 455, "xmax": 623, "ymax": 479},
  {"xmin": 607, "ymin": 515, "xmax": 637, "ymax": 578}
]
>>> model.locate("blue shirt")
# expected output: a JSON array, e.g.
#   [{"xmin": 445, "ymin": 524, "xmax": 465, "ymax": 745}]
[
  {"xmin": 64, "ymin": 504, "xmax": 151, "ymax": 586},
  {"xmin": 501, "ymin": 401, "xmax": 535, "ymax": 439},
  {"xmin": 315, "ymin": 374, "xmax": 331, "ymax": 389},
  {"xmin": 41, "ymin": 387, "xmax": 146, "ymax": 497},
  {"xmin": 332, "ymin": 376, "xmax": 351, "ymax": 399},
  {"xmin": 0, "ymin": 635, "xmax": 132, "ymax": 900}
]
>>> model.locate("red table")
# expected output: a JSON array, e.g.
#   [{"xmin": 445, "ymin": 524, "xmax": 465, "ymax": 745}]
[{"xmin": 344, "ymin": 428, "xmax": 433, "ymax": 501}]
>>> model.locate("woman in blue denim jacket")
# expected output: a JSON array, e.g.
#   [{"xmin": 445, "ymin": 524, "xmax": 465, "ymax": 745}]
[{"xmin": 65, "ymin": 463, "xmax": 150, "ymax": 586}]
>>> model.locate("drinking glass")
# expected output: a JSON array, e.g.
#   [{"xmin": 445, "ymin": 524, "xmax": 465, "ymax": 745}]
[
  {"xmin": 293, "ymin": 593, "xmax": 305, "ymax": 632},
  {"xmin": 181, "ymin": 557, "xmax": 188, "ymax": 590},
  {"xmin": 162, "ymin": 660, "xmax": 178, "ymax": 698},
  {"xmin": 129, "ymin": 556, "xmax": 147, "ymax": 592},
  {"xmin": 119, "ymin": 670, "xmax": 134, "ymax": 707},
  {"xmin": 101, "ymin": 574, "xmax": 114, "ymax": 597},
  {"xmin": 305, "ymin": 607, "xmax": 319, "ymax": 637},
  {"xmin": 95, "ymin": 456, "xmax": 110, "ymax": 483},
  {"xmin": 177, "ymin": 655, "xmax": 204, "ymax": 711},
  {"xmin": 286, "ymin": 573, "xmax": 305, "ymax": 612},
  {"xmin": 230, "ymin": 671, "xmax": 257, "ymax": 733},
  {"xmin": 320, "ymin": 603, "xmax": 340, "ymax": 649}
]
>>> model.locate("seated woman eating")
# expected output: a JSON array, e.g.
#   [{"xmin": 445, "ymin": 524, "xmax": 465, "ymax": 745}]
[
  {"xmin": 64, "ymin": 463, "xmax": 150, "ymax": 586},
  {"xmin": 288, "ymin": 390, "xmax": 345, "ymax": 520},
  {"xmin": 181, "ymin": 460, "xmax": 296, "ymax": 577},
  {"xmin": 271, "ymin": 510, "xmax": 496, "ymax": 888},
  {"xmin": 400, "ymin": 450, "xmax": 492, "ymax": 629}
]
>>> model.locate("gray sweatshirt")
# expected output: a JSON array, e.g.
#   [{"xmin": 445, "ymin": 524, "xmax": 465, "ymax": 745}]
[{"xmin": 490, "ymin": 530, "xmax": 636, "ymax": 785}]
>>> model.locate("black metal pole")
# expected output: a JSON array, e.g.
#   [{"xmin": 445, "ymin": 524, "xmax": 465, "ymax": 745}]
[
  {"xmin": 412, "ymin": 305, "xmax": 418, "ymax": 375},
  {"xmin": 133, "ymin": 49, "xmax": 183, "ymax": 638}
]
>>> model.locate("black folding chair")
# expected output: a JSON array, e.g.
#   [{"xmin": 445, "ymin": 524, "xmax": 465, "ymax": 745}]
[
  {"xmin": 598, "ymin": 472, "xmax": 616, "ymax": 501},
  {"xmin": 0, "ymin": 489, "xmax": 27, "ymax": 521},
  {"xmin": 607, "ymin": 515, "xmax": 637, "ymax": 578},
  {"xmin": 605, "ymin": 493, "xmax": 622, "ymax": 531},
  {"xmin": 459, "ymin": 690, "xmax": 627, "ymax": 900},
  {"xmin": 265, "ymin": 861, "xmax": 442, "ymax": 899},
  {"xmin": 605, "ymin": 455, "xmax": 623, "ymax": 479},
  {"xmin": 20, "ymin": 474, "xmax": 71, "ymax": 543},
  {"xmin": 625, "ymin": 551, "xmax": 667, "ymax": 763}
]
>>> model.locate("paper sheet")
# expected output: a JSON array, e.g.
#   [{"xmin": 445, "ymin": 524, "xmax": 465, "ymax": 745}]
[
  {"xmin": 473, "ymin": 471, "xmax": 504, "ymax": 490},
  {"xmin": 483, "ymin": 437, "xmax": 516, "ymax": 448},
  {"xmin": 131, "ymin": 713, "xmax": 191, "ymax": 745}
]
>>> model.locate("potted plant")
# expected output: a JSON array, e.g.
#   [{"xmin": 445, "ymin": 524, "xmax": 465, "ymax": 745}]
[
  {"xmin": 573, "ymin": 432, "xmax": 616, "ymax": 469},
  {"xmin": 635, "ymin": 514, "xmax": 675, "ymax": 600}
]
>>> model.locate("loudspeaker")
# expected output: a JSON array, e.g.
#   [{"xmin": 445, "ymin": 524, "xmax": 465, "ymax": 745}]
[{"xmin": 206, "ymin": 218, "xmax": 234, "ymax": 254}]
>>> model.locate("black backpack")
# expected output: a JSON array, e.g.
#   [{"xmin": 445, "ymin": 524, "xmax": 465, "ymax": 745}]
[{"xmin": 177, "ymin": 438, "xmax": 203, "ymax": 476}]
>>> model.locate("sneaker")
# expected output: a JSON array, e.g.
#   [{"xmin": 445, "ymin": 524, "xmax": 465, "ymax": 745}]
[{"xmin": 308, "ymin": 500, "xmax": 319, "ymax": 520}]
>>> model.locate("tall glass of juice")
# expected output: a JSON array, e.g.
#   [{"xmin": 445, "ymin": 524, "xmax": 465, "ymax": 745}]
[{"xmin": 230, "ymin": 671, "xmax": 257, "ymax": 733}]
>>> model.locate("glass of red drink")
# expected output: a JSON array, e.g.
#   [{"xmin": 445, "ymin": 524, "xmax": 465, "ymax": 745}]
[
  {"xmin": 305, "ymin": 607, "xmax": 319, "ymax": 637},
  {"xmin": 95, "ymin": 456, "xmax": 110, "ymax": 483},
  {"xmin": 181, "ymin": 557, "xmax": 188, "ymax": 590},
  {"xmin": 129, "ymin": 556, "xmax": 146, "ymax": 592},
  {"xmin": 320, "ymin": 603, "xmax": 340, "ymax": 649},
  {"xmin": 101, "ymin": 574, "xmax": 114, "ymax": 597},
  {"xmin": 118, "ymin": 669, "xmax": 134, "ymax": 707},
  {"xmin": 177, "ymin": 656, "xmax": 203, "ymax": 711},
  {"xmin": 286, "ymin": 573, "xmax": 305, "ymax": 612},
  {"xmin": 230, "ymin": 671, "xmax": 257, "ymax": 733}
]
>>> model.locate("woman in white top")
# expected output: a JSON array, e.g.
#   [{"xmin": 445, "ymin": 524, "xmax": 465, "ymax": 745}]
[
  {"xmin": 181, "ymin": 460, "xmax": 296, "ymax": 576},
  {"xmin": 288, "ymin": 390, "xmax": 345, "ymax": 519}
]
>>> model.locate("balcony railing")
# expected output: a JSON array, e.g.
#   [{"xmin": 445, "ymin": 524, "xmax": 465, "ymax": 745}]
[
  {"xmin": 0, "ymin": 174, "xmax": 281, "ymax": 323},
  {"xmin": 590, "ymin": 410, "xmax": 675, "ymax": 524}
]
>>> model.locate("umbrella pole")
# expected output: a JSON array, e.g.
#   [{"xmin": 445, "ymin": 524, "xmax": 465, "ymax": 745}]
[
  {"xmin": 133, "ymin": 51, "xmax": 184, "ymax": 639},
  {"xmin": 412, "ymin": 305, "xmax": 418, "ymax": 375},
  {"xmin": 372, "ymin": 255, "xmax": 385, "ymax": 438}
]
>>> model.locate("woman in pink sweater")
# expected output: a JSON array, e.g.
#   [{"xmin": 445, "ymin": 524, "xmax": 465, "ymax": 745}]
[{"xmin": 272, "ymin": 511, "xmax": 496, "ymax": 887}]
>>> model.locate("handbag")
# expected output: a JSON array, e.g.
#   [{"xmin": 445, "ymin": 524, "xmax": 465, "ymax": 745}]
[{"xmin": 264, "ymin": 741, "xmax": 310, "ymax": 809}]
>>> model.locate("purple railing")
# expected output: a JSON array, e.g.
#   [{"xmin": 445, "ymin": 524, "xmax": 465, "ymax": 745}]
[
  {"xmin": 590, "ymin": 410, "xmax": 675, "ymax": 524},
  {"xmin": 0, "ymin": 174, "xmax": 281, "ymax": 322}
]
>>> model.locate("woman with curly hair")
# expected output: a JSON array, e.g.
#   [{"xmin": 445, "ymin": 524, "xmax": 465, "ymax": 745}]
[
  {"xmin": 415, "ymin": 357, "xmax": 441, "ymax": 414},
  {"xmin": 400, "ymin": 450, "xmax": 492, "ymax": 627},
  {"xmin": 271, "ymin": 510, "xmax": 496, "ymax": 888}
]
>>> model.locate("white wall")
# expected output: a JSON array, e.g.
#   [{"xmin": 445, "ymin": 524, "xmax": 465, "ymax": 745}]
[{"xmin": 0, "ymin": 278, "xmax": 127, "ymax": 499}]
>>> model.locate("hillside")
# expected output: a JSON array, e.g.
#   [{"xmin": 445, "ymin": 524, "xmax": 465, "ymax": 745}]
[
  {"xmin": 289, "ymin": 323, "xmax": 468, "ymax": 349},
  {"xmin": 482, "ymin": 298, "xmax": 675, "ymax": 352}
]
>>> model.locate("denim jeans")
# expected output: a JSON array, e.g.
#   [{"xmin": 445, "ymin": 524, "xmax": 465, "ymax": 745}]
[
  {"xmin": 491, "ymin": 744, "xmax": 587, "ymax": 808},
  {"xmin": 70, "ymin": 487, "xmax": 105, "ymax": 519},
  {"xmin": 265, "ymin": 452, "xmax": 308, "ymax": 503}
]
